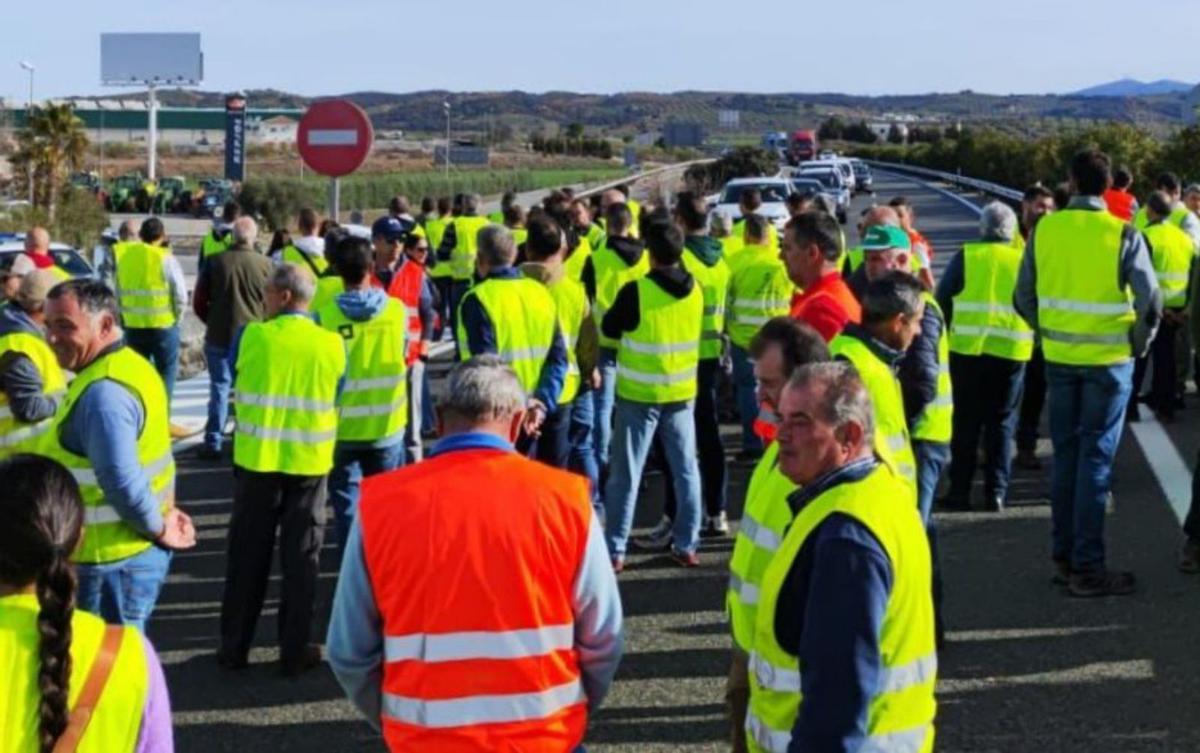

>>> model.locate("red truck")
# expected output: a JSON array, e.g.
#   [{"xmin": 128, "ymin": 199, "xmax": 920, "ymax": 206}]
[{"xmin": 787, "ymin": 129, "xmax": 818, "ymax": 165}]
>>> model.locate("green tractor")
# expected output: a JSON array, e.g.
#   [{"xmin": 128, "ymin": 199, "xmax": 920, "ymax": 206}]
[
  {"xmin": 69, "ymin": 172, "xmax": 107, "ymax": 206},
  {"xmin": 106, "ymin": 174, "xmax": 144, "ymax": 212},
  {"xmin": 152, "ymin": 176, "xmax": 187, "ymax": 214}
]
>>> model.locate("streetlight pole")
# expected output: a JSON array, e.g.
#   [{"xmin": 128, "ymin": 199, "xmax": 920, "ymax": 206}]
[
  {"xmin": 443, "ymin": 100, "xmax": 451, "ymax": 180},
  {"xmin": 19, "ymin": 61, "xmax": 34, "ymax": 205}
]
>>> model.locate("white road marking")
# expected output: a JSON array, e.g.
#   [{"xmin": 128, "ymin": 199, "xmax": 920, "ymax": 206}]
[{"xmin": 1129, "ymin": 419, "xmax": 1191, "ymax": 524}]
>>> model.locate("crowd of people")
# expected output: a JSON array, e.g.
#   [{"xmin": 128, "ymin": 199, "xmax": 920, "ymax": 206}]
[{"xmin": 1, "ymin": 146, "xmax": 1197, "ymax": 751}]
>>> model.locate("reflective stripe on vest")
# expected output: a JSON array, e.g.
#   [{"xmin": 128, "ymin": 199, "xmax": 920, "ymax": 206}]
[
  {"xmin": 456, "ymin": 277, "xmax": 558, "ymax": 394},
  {"xmin": 0, "ymin": 593, "xmax": 150, "ymax": 753},
  {"xmin": 682, "ymin": 244, "xmax": 731, "ymax": 360},
  {"xmin": 727, "ymin": 443, "xmax": 798, "ymax": 650},
  {"xmin": 830, "ymin": 335, "xmax": 917, "ymax": 486},
  {"xmin": 949, "ymin": 242, "xmax": 1034, "ymax": 361},
  {"xmin": 319, "ymin": 298, "xmax": 409, "ymax": 442},
  {"xmin": 1144, "ymin": 221, "xmax": 1194, "ymax": 308},
  {"xmin": 745, "ymin": 463, "xmax": 936, "ymax": 753},
  {"xmin": 233, "ymin": 316, "xmax": 346, "ymax": 474},
  {"xmin": 616, "ymin": 277, "xmax": 703, "ymax": 403},
  {"xmin": 36, "ymin": 347, "xmax": 174, "ymax": 564},
  {"xmin": 0, "ymin": 331, "xmax": 67, "ymax": 455},
  {"xmin": 592, "ymin": 244, "xmax": 649, "ymax": 349},
  {"xmin": 912, "ymin": 294, "xmax": 953, "ymax": 443},
  {"xmin": 116, "ymin": 242, "xmax": 175, "ymax": 328},
  {"xmin": 450, "ymin": 217, "xmax": 491, "ymax": 280},
  {"xmin": 1034, "ymin": 209, "xmax": 1134, "ymax": 365},
  {"xmin": 726, "ymin": 245, "xmax": 794, "ymax": 349}
]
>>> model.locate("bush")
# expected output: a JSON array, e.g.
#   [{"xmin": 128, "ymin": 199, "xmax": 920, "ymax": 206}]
[{"xmin": 0, "ymin": 186, "xmax": 110, "ymax": 250}]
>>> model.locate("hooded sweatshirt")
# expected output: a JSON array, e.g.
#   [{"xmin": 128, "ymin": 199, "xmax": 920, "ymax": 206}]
[
  {"xmin": 581, "ymin": 235, "xmax": 646, "ymax": 302},
  {"xmin": 601, "ymin": 265, "xmax": 696, "ymax": 341},
  {"xmin": 0, "ymin": 305, "xmax": 58, "ymax": 423},
  {"xmin": 683, "ymin": 235, "xmax": 724, "ymax": 267}
]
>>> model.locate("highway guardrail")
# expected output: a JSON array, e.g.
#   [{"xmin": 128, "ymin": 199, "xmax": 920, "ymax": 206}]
[{"xmin": 863, "ymin": 160, "xmax": 1024, "ymax": 203}]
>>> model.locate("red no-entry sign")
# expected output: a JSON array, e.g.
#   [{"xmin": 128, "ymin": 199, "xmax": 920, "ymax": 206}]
[{"xmin": 297, "ymin": 100, "xmax": 374, "ymax": 177}]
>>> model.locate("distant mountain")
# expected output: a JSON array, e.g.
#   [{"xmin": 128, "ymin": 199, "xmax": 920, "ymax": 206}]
[{"xmin": 1072, "ymin": 79, "xmax": 1194, "ymax": 98}]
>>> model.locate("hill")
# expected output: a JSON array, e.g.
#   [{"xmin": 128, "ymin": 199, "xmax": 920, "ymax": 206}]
[{"xmin": 1072, "ymin": 79, "xmax": 1194, "ymax": 98}]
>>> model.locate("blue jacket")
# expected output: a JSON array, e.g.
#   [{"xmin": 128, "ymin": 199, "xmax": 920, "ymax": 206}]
[
  {"xmin": 459, "ymin": 267, "xmax": 569, "ymax": 413},
  {"xmin": 776, "ymin": 456, "xmax": 894, "ymax": 753}
]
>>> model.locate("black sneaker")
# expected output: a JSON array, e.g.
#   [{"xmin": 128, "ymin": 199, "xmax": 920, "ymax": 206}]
[{"xmin": 1068, "ymin": 570, "xmax": 1135, "ymax": 598}]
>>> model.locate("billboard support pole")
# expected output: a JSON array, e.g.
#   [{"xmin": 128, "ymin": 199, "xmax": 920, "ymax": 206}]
[{"xmin": 147, "ymin": 83, "xmax": 158, "ymax": 180}]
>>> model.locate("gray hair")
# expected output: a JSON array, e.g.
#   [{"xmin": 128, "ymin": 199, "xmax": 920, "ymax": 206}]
[
  {"xmin": 232, "ymin": 216, "xmax": 259, "ymax": 246},
  {"xmin": 269, "ymin": 263, "xmax": 315, "ymax": 305},
  {"xmin": 478, "ymin": 224, "xmax": 517, "ymax": 267},
  {"xmin": 787, "ymin": 361, "xmax": 875, "ymax": 445},
  {"xmin": 979, "ymin": 201, "xmax": 1017, "ymax": 242},
  {"xmin": 439, "ymin": 355, "xmax": 526, "ymax": 423},
  {"xmin": 465, "ymin": 193, "xmax": 482, "ymax": 214}
]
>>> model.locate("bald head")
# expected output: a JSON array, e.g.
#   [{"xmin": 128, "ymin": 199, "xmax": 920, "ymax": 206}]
[
  {"xmin": 118, "ymin": 219, "xmax": 138, "ymax": 241},
  {"xmin": 25, "ymin": 227, "xmax": 49, "ymax": 255},
  {"xmin": 600, "ymin": 189, "xmax": 624, "ymax": 212},
  {"xmin": 858, "ymin": 206, "xmax": 901, "ymax": 241}
]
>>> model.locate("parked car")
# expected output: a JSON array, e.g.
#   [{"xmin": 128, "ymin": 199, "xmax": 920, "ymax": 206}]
[
  {"xmin": 0, "ymin": 234, "xmax": 94, "ymax": 279},
  {"xmin": 710, "ymin": 177, "xmax": 795, "ymax": 230}
]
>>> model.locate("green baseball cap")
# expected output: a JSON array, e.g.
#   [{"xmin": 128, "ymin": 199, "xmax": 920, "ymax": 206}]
[{"xmin": 861, "ymin": 225, "xmax": 911, "ymax": 252}]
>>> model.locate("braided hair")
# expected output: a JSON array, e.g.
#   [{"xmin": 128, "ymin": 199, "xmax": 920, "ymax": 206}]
[{"xmin": 0, "ymin": 455, "xmax": 84, "ymax": 753}]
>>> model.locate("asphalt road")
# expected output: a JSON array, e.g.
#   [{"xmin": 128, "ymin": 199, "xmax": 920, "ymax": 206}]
[{"xmin": 153, "ymin": 171, "xmax": 1200, "ymax": 752}]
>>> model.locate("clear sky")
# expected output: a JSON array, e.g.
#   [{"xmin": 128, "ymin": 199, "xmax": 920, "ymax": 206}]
[{"xmin": 4, "ymin": 0, "xmax": 1199, "ymax": 102}]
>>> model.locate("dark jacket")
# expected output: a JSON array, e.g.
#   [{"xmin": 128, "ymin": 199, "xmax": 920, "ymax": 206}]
[
  {"xmin": 194, "ymin": 241, "xmax": 273, "ymax": 348},
  {"xmin": 899, "ymin": 301, "xmax": 944, "ymax": 432},
  {"xmin": 0, "ymin": 305, "xmax": 58, "ymax": 423},
  {"xmin": 582, "ymin": 236, "xmax": 646, "ymax": 302},
  {"xmin": 601, "ymin": 266, "xmax": 695, "ymax": 341}
]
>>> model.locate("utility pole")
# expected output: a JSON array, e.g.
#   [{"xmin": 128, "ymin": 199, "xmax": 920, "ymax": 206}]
[
  {"xmin": 19, "ymin": 61, "xmax": 34, "ymax": 205},
  {"xmin": 444, "ymin": 100, "xmax": 451, "ymax": 180}
]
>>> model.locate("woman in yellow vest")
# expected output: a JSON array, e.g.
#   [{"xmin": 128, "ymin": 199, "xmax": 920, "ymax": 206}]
[{"xmin": 0, "ymin": 455, "xmax": 174, "ymax": 753}]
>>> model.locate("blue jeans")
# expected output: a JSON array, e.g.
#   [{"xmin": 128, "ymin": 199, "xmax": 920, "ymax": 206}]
[
  {"xmin": 1046, "ymin": 361, "xmax": 1134, "ymax": 572},
  {"xmin": 76, "ymin": 545, "xmax": 172, "ymax": 630},
  {"xmin": 569, "ymin": 386, "xmax": 601, "ymax": 511},
  {"xmin": 421, "ymin": 364, "xmax": 435, "ymax": 433},
  {"xmin": 593, "ymin": 349, "xmax": 618, "ymax": 473},
  {"xmin": 604, "ymin": 399, "xmax": 702, "ymax": 557},
  {"xmin": 204, "ymin": 343, "xmax": 233, "ymax": 451},
  {"xmin": 125, "ymin": 326, "xmax": 180, "ymax": 401},
  {"xmin": 328, "ymin": 442, "xmax": 406, "ymax": 555},
  {"xmin": 730, "ymin": 344, "xmax": 762, "ymax": 455}
]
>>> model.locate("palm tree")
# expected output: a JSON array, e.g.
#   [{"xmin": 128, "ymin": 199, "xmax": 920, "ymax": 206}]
[{"xmin": 11, "ymin": 103, "xmax": 89, "ymax": 217}]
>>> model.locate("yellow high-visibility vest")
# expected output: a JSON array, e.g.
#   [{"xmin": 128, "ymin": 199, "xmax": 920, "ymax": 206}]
[
  {"xmin": 616, "ymin": 277, "xmax": 703, "ymax": 404},
  {"xmin": 456, "ymin": 277, "xmax": 558, "ymax": 395},
  {"xmin": 319, "ymin": 298, "xmax": 408, "ymax": 442},
  {"xmin": 0, "ymin": 330, "xmax": 66, "ymax": 456},
  {"xmin": 948, "ymin": 242, "xmax": 1034, "ymax": 361}
]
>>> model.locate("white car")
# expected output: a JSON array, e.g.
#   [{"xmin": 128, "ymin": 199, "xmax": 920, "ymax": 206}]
[
  {"xmin": 801, "ymin": 159, "xmax": 858, "ymax": 196},
  {"xmin": 710, "ymin": 177, "xmax": 794, "ymax": 231},
  {"xmin": 0, "ymin": 234, "xmax": 93, "ymax": 278}
]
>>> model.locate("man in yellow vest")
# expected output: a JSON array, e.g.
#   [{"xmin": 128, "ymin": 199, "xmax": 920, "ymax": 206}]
[
  {"xmin": 1015, "ymin": 148, "xmax": 1162, "ymax": 597},
  {"xmin": 457, "ymin": 224, "xmax": 569, "ymax": 453},
  {"xmin": 725, "ymin": 317, "xmax": 830, "ymax": 752},
  {"xmin": 936, "ymin": 202, "xmax": 1033, "ymax": 513},
  {"xmin": 727, "ymin": 214, "xmax": 795, "ymax": 460},
  {"xmin": 219, "ymin": 263, "xmax": 346, "ymax": 674},
  {"xmin": 1133, "ymin": 172, "xmax": 1200, "ymax": 246},
  {"xmin": 1130, "ymin": 191, "xmax": 1195, "ymax": 422},
  {"xmin": 0, "ymin": 271, "xmax": 64, "ymax": 456},
  {"xmin": 437, "ymin": 193, "xmax": 490, "ymax": 341},
  {"xmin": 602, "ymin": 219, "xmax": 704, "ymax": 570},
  {"xmin": 277, "ymin": 207, "xmax": 328, "ymax": 275},
  {"xmin": 581, "ymin": 202, "xmax": 648, "ymax": 479},
  {"xmin": 519, "ymin": 215, "xmax": 597, "ymax": 469},
  {"xmin": 198, "ymin": 200, "xmax": 240, "ymax": 274},
  {"xmin": 843, "ymin": 204, "xmax": 902, "ymax": 283},
  {"xmin": 830, "ymin": 271, "xmax": 924, "ymax": 487},
  {"xmin": 1014, "ymin": 185, "xmax": 1057, "ymax": 471},
  {"xmin": 642, "ymin": 192, "xmax": 733, "ymax": 548},
  {"xmin": 315, "ymin": 235, "xmax": 408, "ymax": 555},
  {"xmin": 41, "ymin": 279, "xmax": 196, "ymax": 627},
  {"xmin": 745, "ymin": 361, "xmax": 936, "ymax": 753},
  {"xmin": 732, "ymin": 188, "xmax": 780, "ymax": 251},
  {"xmin": 423, "ymin": 196, "xmax": 454, "ymax": 339},
  {"xmin": 116, "ymin": 217, "xmax": 188, "ymax": 405}
]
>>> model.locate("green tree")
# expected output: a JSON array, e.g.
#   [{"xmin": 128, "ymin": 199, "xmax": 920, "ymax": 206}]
[{"xmin": 10, "ymin": 103, "xmax": 90, "ymax": 217}]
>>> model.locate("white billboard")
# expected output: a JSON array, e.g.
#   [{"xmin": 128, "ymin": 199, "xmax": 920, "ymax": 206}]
[{"xmin": 100, "ymin": 33, "xmax": 203, "ymax": 85}]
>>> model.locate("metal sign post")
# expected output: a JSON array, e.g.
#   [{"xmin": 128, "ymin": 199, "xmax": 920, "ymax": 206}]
[
  {"xmin": 147, "ymin": 83, "xmax": 158, "ymax": 180},
  {"xmin": 328, "ymin": 177, "xmax": 340, "ymax": 222}
]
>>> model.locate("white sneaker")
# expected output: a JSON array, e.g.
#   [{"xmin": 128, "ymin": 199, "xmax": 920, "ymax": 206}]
[
  {"xmin": 633, "ymin": 515, "xmax": 673, "ymax": 552},
  {"xmin": 702, "ymin": 512, "xmax": 730, "ymax": 538}
]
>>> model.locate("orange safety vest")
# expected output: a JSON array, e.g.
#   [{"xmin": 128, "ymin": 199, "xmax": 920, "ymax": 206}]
[
  {"xmin": 359, "ymin": 446, "xmax": 593, "ymax": 753},
  {"xmin": 387, "ymin": 259, "xmax": 429, "ymax": 365}
]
